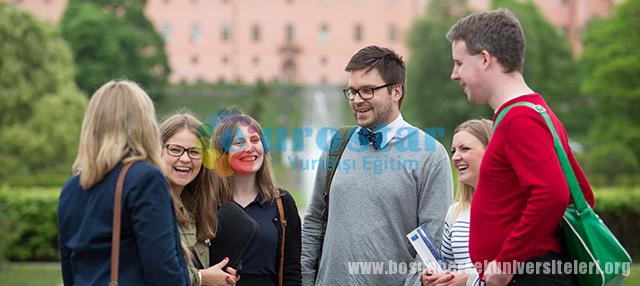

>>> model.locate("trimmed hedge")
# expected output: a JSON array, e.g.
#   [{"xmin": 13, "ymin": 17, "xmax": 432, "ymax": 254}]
[
  {"xmin": 0, "ymin": 186, "xmax": 638, "ymax": 262},
  {"xmin": 0, "ymin": 187, "xmax": 59, "ymax": 261}
]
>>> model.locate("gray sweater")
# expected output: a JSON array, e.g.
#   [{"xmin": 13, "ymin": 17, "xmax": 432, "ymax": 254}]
[{"xmin": 301, "ymin": 126, "xmax": 453, "ymax": 286}]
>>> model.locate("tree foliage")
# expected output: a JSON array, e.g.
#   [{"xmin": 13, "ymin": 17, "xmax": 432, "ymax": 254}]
[
  {"xmin": 404, "ymin": 0, "xmax": 490, "ymax": 142},
  {"xmin": 0, "ymin": 3, "xmax": 87, "ymax": 185},
  {"xmin": 579, "ymin": 0, "xmax": 640, "ymax": 185},
  {"xmin": 405, "ymin": 0, "xmax": 581, "ymax": 145},
  {"xmin": 61, "ymin": 0, "xmax": 169, "ymax": 98},
  {"xmin": 491, "ymin": 0, "xmax": 586, "ymax": 135}
]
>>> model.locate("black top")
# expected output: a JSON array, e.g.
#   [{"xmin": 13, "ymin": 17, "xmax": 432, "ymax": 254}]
[
  {"xmin": 241, "ymin": 194, "xmax": 278, "ymax": 275},
  {"xmin": 238, "ymin": 189, "xmax": 302, "ymax": 286}
]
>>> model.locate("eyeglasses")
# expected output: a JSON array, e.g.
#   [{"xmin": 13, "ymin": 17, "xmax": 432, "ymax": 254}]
[
  {"xmin": 164, "ymin": 144, "xmax": 202, "ymax": 160},
  {"xmin": 343, "ymin": 83, "xmax": 396, "ymax": 101}
]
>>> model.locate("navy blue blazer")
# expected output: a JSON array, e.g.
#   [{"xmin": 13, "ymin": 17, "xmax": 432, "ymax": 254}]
[{"xmin": 57, "ymin": 161, "xmax": 189, "ymax": 286}]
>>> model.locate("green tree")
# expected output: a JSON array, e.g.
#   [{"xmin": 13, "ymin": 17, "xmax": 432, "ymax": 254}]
[
  {"xmin": 404, "ymin": 0, "xmax": 489, "ymax": 142},
  {"xmin": 579, "ymin": 0, "xmax": 640, "ymax": 185},
  {"xmin": 491, "ymin": 0, "xmax": 586, "ymax": 135},
  {"xmin": 0, "ymin": 3, "xmax": 87, "ymax": 185},
  {"xmin": 405, "ymin": 0, "xmax": 582, "ymax": 144},
  {"xmin": 61, "ymin": 0, "xmax": 169, "ymax": 98}
]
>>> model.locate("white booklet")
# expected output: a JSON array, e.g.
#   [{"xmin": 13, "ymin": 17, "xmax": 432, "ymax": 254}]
[{"xmin": 406, "ymin": 223, "xmax": 443, "ymax": 273}]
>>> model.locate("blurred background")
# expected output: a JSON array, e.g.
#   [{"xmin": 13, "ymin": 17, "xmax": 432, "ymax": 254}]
[{"xmin": 0, "ymin": 0, "xmax": 638, "ymax": 285}]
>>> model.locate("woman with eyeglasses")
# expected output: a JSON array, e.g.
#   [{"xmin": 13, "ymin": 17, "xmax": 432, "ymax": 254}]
[
  {"xmin": 212, "ymin": 112, "xmax": 302, "ymax": 286},
  {"xmin": 160, "ymin": 112, "xmax": 238, "ymax": 286}
]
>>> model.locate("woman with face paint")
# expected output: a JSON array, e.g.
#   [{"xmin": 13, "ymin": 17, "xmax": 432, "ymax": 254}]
[{"xmin": 212, "ymin": 113, "xmax": 302, "ymax": 286}]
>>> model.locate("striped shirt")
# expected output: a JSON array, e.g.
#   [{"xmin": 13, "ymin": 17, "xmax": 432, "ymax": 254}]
[{"xmin": 441, "ymin": 204, "xmax": 481, "ymax": 286}]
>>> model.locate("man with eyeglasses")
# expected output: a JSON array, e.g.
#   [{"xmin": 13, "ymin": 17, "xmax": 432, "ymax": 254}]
[{"xmin": 301, "ymin": 45, "xmax": 453, "ymax": 286}]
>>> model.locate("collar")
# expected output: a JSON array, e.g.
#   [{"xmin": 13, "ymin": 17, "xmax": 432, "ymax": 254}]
[
  {"xmin": 245, "ymin": 193, "xmax": 271, "ymax": 209},
  {"xmin": 494, "ymin": 93, "xmax": 537, "ymax": 114},
  {"xmin": 356, "ymin": 113, "xmax": 414, "ymax": 150}
]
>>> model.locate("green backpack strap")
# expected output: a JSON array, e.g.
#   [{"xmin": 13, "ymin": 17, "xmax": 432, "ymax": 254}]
[
  {"xmin": 316, "ymin": 125, "xmax": 356, "ymax": 269},
  {"xmin": 494, "ymin": 102, "xmax": 589, "ymax": 212}
]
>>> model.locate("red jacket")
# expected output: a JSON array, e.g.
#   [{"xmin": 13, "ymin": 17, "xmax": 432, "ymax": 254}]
[{"xmin": 470, "ymin": 94, "xmax": 595, "ymax": 277}]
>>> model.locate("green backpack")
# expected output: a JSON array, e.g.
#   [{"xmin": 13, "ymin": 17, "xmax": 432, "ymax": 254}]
[{"xmin": 495, "ymin": 102, "xmax": 632, "ymax": 286}]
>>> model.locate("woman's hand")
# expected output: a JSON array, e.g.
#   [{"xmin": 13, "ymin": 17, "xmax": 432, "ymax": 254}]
[
  {"xmin": 199, "ymin": 257, "xmax": 238, "ymax": 286},
  {"xmin": 422, "ymin": 268, "xmax": 472, "ymax": 286},
  {"xmin": 421, "ymin": 268, "xmax": 454, "ymax": 286}
]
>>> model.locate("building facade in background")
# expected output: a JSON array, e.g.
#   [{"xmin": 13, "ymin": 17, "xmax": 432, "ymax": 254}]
[{"xmin": 4, "ymin": 0, "xmax": 622, "ymax": 85}]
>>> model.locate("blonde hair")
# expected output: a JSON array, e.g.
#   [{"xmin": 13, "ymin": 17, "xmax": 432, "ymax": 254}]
[
  {"xmin": 449, "ymin": 118, "xmax": 493, "ymax": 224},
  {"xmin": 160, "ymin": 112, "xmax": 218, "ymax": 241},
  {"xmin": 211, "ymin": 114, "xmax": 277, "ymax": 204},
  {"xmin": 72, "ymin": 80, "xmax": 165, "ymax": 189}
]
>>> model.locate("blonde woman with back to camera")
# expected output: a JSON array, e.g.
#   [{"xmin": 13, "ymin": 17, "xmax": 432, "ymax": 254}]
[{"xmin": 57, "ymin": 80, "xmax": 189, "ymax": 285}]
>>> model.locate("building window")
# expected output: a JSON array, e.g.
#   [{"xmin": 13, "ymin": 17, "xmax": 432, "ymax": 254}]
[
  {"xmin": 190, "ymin": 23, "xmax": 202, "ymax": 44},
  {"xmin": 285, "ymin": 23, "xmax": 294, "ymax": 43},
  {"xmin": 320, "ymin": 56, "xmax": 328, "ymax": 66},
  {"xmin": 354, "ymin": 24, "xmax": 363, "ymax": 42},
  {"xmin": 320, "ymin": 0, "xmax": 328, "ymax": 4},
  {"xmin": 222, "ymin": 55, "xmax": 229, "ymax": 65},
  {"xmin": 161, "ymin": 23, "xmax": 172, "ymax": 42},
  {"xmin": 252, "ymin": 24, "xmax": 261, "ymax": 42},
  {"xmin": 319, "ymin": 24, "xmax": 330, "ymax": 43},
  {"xmin": 389, "ymin": 24, "xmax": 397, "ymax": 42},
  {"xmin": 252, "ymin": 56, "xmax": 260, "ymax": 65},
  {"xmin": 191, "ymin": 55, "xmax": 199, "ymax": 65},
  {"xmin": 221, "ymin": 24, "xmax": 230, "ymax": 41},
  {"xmin": 387, "ymin": 0, "xmax": 397, "ymax": 4},
  {"xmin": 354, "ymin": 0, "xmax": 363, "ymax": 5}
]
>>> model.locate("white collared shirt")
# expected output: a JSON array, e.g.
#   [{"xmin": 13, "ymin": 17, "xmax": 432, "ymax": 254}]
[{"xmin": 355, "ymin": 113, "xmax": 417, "ymax": 150}]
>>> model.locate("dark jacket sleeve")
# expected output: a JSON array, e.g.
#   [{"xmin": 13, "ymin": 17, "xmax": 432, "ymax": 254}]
[
  {"xmin": 58, "ymin": 182, "xmax": 74, "ymax": 286},
  {"xmin": 127, "ymin": 165, "xmax": 190, "ymax": 286},
  {"xmin": 279, "ymin": 190, "xmax": 302, "ymax": 286}
]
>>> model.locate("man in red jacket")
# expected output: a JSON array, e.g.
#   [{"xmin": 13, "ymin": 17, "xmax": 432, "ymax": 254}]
[{"xmin": 445, "ymin": 9, "xmax": 595, "ymax": 286}]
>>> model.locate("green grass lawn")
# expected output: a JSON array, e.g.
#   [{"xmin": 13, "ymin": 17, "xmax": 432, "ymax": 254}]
[
  {"xmin": 0, "ymin": 263, "xmax": 61, "ymax": 286},
  {"xmin": 0, "ymin": 262, "xmax": 638, "ymax": 285},
  {"xmin": 625, "ymin": 264, "xmax": 640, "ymax": 285}
]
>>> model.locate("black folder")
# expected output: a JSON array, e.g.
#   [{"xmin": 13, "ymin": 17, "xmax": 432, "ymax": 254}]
[{"xmin": 209, "ymin": 201, "xmax": 258, "ymax": 270}]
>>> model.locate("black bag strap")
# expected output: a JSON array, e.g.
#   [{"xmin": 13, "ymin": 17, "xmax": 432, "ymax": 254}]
[{"xmin": 316, "ymin": 126, "xmax": 357, "ymax": 270}]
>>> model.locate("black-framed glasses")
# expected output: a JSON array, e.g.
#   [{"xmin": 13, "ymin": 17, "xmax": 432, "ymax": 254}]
[
  {"xmin": 343, "ymin": 83, "xmax": 396, "ymax": 101},
  {"xmin": 164, "ymin": 144, "xmax": 203, "ymax": 159}
]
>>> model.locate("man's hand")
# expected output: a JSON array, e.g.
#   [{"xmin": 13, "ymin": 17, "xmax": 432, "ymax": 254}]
[{"xmin": 484, "ymin": 260, "xmax": 513, "ymax": 286}]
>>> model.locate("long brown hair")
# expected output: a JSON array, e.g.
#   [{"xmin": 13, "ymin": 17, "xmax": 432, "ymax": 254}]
[
  {"xmin": 160, "ymin": 112, "xmax": 217, "ymax": 241},
  {"xmin": 450, "ymin": 118, "xmax": 493, "ymax": 223},
  {"xmin": 211, "ymin": 113, "xmax": 277, "ymax": 204},
  {"xmin": 73, "ymin": 80, "xmax": 165, "ymax": 189}
]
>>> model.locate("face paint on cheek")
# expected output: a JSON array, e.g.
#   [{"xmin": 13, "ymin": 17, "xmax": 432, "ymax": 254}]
[{"xmin": 229, "ymin": 151, "xmax": 257, "ymax": 175}]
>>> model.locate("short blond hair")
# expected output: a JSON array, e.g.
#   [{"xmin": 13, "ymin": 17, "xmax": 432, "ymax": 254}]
[{"xmin": 73, "ymin": 80, "xmax": 165, "ymax": 189}]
